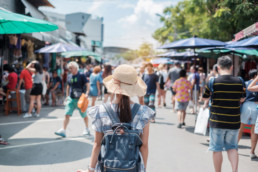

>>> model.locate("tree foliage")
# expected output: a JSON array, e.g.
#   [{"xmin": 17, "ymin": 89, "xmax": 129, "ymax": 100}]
[
  {"xmin": 118, "ymin": 42, "xmax": 156, "ymax": 61},
  {"xmin": 118, "ymin": 50, "xmax": 138, "ymax": 61},
  {"xmin": 137, "ymin": 42, "xmax": 155, "ymax": 59},
  {"xmin": 153, "ymin": 0, "xmax": 258, "ymax": 44}
]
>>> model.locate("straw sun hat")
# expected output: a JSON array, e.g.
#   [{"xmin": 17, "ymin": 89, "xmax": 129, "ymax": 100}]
[{"xmin": 103, "ymin": 64, "xmax": 147, "ymax": 97}]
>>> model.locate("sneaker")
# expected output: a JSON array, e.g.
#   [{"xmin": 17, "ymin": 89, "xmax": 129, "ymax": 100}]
[
  {"xmin": 83, "ymin": 128, "xmax": 91, "ymax": 136},
  {"xmin": 182, "ymin": 122, "xmax": 186, "ymax": 126},
  {"xmin": 177, "ymin": 123, "xmax": 182, "ymax": 128},
  {"xmin": 250, "ymin": 153, "xmax": 258, "ymax": 160},
  {"xmin": 54, "ymin": 129, "xmax": 66, "ymax": 138},
  {"xmin": 163, "ymin": 103, "xmax": 166, "ymax": 107},
  {"xmin": 34, "ymin": 113, "xmax": 40, "ymax": 118},
  {"xmin": 23, "ymin": 113, "xmax": 32, "ymax": 118}
]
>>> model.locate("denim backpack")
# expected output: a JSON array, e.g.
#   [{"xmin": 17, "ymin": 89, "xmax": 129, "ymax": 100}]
[{"xmin": 98, "ymin": 103, "xmax": 142, "ymax": 172}]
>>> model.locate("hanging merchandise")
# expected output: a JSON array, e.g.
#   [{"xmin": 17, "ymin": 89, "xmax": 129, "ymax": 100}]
[
  {"xmin": 27, "ymin": 39, "xmax": 35, "ymax": 60},
  {"xmin": 8, "ymin": 34, "xmax": 22, "ymax": 58},
  {"xmin": 8, "ymin": 34, "xmax": 18, "ymax": 46}
]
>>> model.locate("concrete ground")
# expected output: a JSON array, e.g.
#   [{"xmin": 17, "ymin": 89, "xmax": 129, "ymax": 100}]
[{"xmin": 0, "ymin": 94, "xmax": 257, "ymax": 172}]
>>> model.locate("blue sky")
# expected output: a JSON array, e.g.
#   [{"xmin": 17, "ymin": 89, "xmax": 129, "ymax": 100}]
[{"xmin": 40, "ymin": 0, "xmax": 181, "ymax": 49}]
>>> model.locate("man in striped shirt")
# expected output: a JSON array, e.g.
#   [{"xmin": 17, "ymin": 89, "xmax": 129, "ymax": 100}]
[{"xmin": 203, "ymin": 56, "xmax": 246, "ymax": 172}]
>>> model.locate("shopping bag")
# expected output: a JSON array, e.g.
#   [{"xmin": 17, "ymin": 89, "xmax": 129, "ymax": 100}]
[
  {"xmin": 77, "ymin": 93, "xmax": 89, "ymax": 113},
  {"xmin": 188, "ymin": 100, "xmax": 194, "ymax": 108},
  {"xmin": 255, "ymin": 116, "xmax": 258, "ymax": 134},
  {"xmin": 194, "ymin": 108, "xmax": 210, "ymax": 135}
]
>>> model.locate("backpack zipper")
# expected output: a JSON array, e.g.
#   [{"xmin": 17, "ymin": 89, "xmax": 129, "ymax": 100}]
[{"xmin": 104, "ymin": 165, "xmax": 136, "ymax": 171}]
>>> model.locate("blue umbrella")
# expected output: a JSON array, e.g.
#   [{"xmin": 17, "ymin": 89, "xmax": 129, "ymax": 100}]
[
  {"xmin": 226, "ymin": 36, "xmax": 258, "ymax": 48},
  {"xmin": 159, "ymin": 37, "xmax": 225, "ymax": 49},
  {"xmin": 35, "ymin": 42, "xmax": 84, "ymax": 53}
]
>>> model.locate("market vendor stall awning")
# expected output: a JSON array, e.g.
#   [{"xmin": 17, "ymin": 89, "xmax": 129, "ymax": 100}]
[
  {"xmin": 0, "ymin": 8, "xmax": 58, "ymax": 34},
  {"xmin": 30, "ymin": 32, "xmax": 66, "ymax": 43},
  {"xmin": 27, "ymin": 0, "xmax": 55, "ymax": 8},
  {"xmin": 61, "ymin": 50, "xmax": 102, "ymax": 62},
  {"xmin": 197, "ymin": 47, "xmax": 258, "ymax": 58},
  {"xmin": 159, "ymin": 37, "xmax": 226, "ymax": 49},
  {"xmin": 226, "ymin": 36, "xmax": 258, "ymax": 48}
]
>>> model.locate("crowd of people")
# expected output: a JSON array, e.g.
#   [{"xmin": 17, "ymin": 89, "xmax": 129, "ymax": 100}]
[{"xmin": 1, "ymin": 56, "xmax": 258, "ymax": 172}]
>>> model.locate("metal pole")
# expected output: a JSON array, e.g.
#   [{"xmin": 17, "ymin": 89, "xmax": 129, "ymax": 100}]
[{"xmin": 194, "ymin": 84, "xmax": 197, "ymax": 114}]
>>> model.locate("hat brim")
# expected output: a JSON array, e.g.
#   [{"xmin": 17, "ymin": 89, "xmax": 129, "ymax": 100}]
[{"xmin": 103, "ymin": 75, "xmax": 147, "ymax": 97}]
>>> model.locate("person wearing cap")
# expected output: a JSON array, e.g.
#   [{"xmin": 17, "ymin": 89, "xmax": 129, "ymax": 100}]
[
  {"xmin": 77, "ymin": 64, "xmax": 155, "ymax": 172},
  {"xmin": 142, "ymin": 63, "xmax": 160, "ymax": 123}
]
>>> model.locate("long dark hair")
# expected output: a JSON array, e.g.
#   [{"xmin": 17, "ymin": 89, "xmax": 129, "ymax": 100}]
[
  {"xmin": 34, "ymin": 63, "xmax": 43, "ymax": 74},
  {"xmin": 102, "ymin": 65, "xmax": 112, "ymax": 79},
  {"xmin": 117, "ymin": 95, "xmax": 132, "ymax": 123}
]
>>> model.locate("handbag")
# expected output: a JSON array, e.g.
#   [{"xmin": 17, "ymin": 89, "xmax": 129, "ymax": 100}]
[
  {"xmin": 194, "ymin": 108, "xmax": 210, "ymax": 135},
  {"xmin": 77, "ymin": 93, "xmax": 89, "ymax": 113}
]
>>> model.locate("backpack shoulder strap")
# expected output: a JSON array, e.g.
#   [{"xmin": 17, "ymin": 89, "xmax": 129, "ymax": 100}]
[
  {"xmin": 131, "ymin": 103, "xmax": 141, "ymax": 120},
  {"xmin": 208, "ymin": 77, "xmax": 215, "ymax": 93},
  {"xmin": 103, "ymin": 103, "xmax": 119, "ymax": 124}
]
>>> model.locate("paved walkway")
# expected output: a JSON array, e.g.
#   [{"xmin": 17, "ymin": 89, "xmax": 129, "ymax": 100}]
[{"xmin": 0, "ymin": 95, "xmax": 257, "ymax": 172}]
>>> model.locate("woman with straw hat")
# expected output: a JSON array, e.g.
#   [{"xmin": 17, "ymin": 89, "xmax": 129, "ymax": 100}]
[{"xmin": 77, "ymin": 64, "xmax": 155, "ymax": 172}]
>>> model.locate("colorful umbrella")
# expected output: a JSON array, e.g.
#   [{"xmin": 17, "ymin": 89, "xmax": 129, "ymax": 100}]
[{"xmin": 0, "ymin": 8, "xmax": 58, "ymax": 34}]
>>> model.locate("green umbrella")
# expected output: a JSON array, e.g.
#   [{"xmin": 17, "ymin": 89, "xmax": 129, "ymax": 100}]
[
  {"xmin": 233, "ymin": 49, "xmax": 258, "ymax": 56},
  {"xmin": 0, "ymin": 8, "xmax": 58, "ymax": 34},
  {"xmin": 61, "ymin": 50, "xmax": 102, "ymax": 62},
  {"xmin": 197, "ymin": 47, "xmax": 258, "ymax": 59}
]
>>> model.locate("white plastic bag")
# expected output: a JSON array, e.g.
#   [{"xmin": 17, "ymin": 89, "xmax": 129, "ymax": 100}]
[
  {"xmin": 188, "ymin": 100, "xmax": 194, "ymax": 108},
  {"xmin": 194, "ymin": 108, "xmax": 210, "ymax": 135}
]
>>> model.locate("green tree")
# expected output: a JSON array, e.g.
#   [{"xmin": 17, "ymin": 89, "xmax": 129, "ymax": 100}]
[
  {"xmin": 118, "ymin": 50, "xmax": 138, "ymax": 61},
  {"xmin": 153, "ymin": 0, "xmax": 258, "ymax": 44},
  {"xmin": 137, "ymin": 42, "xmax": 155, "ymax": 59}
]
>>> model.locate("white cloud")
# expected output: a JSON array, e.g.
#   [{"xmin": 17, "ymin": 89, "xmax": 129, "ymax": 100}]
[
  {"xmin": 116, "ymin": 0, "xmax": 173, "ymax": 49},
  {"xmin": 119, "ymin": 0, "xmax": 171, "ymax": 25},
  {"xmin": 87, "ymin": 0, "xmax": 109, "ymax": 14}
]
